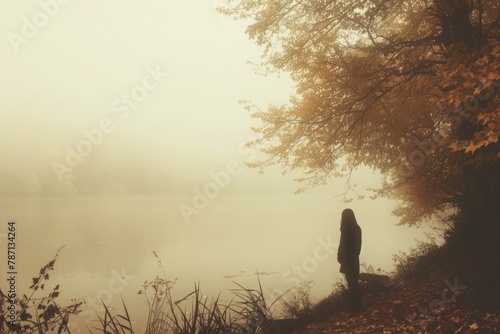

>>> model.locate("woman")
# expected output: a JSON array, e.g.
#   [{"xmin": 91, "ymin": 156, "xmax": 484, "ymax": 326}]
[{"xmin": 337, "ymin": 208, "xmax": 362, "ymax": 311}]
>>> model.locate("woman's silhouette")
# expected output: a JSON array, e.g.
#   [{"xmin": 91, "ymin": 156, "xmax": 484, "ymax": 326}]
[{"xmin": 337, "ymin": 208, "xmax": 362, "ymax": 311}]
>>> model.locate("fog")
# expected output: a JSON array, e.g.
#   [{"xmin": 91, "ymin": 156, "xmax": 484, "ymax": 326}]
[{"xmin": 0, "ymin": 1, "xmax": 434, "ymax": 332}]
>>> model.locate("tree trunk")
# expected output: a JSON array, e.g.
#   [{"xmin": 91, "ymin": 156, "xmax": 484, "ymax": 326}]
[{"xmin": 435, "ymin": 0, "xmax": 478, "ymax": 46}]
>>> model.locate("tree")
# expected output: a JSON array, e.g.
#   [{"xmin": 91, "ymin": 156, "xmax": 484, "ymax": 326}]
[{"xmin": 222, "ymin": 0, "xmax": 500, "ymax": 237}]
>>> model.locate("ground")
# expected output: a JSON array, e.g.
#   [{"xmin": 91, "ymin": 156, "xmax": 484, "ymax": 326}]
[{"xmin": 282, "ymin": 245, "xmax": 500, "ymax": 334}]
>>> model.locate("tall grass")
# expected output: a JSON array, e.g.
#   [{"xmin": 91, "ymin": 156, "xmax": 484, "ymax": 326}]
[
  {"xmin": 392, "ymin": 235, "xmax": 440, "ymax": 279},
  {"xmin": 93, "ymin": 251, "xmax": 285, "ymax": 334},
  {"xmin": 90, "ymin": 296, "xmax": 135, "ymax": 334},
  {"xmin": 1, "ymin": 249, "xmax": 289, "ymax": 334},
  {"xmin": 278, "ymin": 280, "xmax": 314, "ymax": 320}
]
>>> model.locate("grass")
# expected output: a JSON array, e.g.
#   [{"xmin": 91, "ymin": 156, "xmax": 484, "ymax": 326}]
[
  {"xmin": 278, "ymin": 280, "xmax": 315, "ymax": 320},
  {"xmin": 0, "ymin": 248, "xmax": 412, "ymax": 333},
  {"xmin": 3, "ymin": 233, "xmax": 497, "ymax": 333},
  {"xmin": 0, "ymin": 250, "xmax": 285, "ymax": 334}
]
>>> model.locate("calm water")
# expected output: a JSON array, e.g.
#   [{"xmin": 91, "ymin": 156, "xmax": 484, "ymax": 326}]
[{"xmin": 0, "ymin": 197, "xmax": 430, "ymax": 332}]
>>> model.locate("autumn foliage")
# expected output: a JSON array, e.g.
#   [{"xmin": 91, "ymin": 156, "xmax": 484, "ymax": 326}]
[{"xmin": 223, "ymin": 0, "xmax": 500, "ymax": 236}]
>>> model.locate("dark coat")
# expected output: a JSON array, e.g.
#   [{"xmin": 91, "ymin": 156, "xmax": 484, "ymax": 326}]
[{"xmin": 337, "ymin": 222, "xmax": 362, "ymax": 275}]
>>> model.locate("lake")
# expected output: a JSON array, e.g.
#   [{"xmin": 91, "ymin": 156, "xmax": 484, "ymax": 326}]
[{"xmin": 0, "ymin": 196, "xmax": 431, "ymax": 332}]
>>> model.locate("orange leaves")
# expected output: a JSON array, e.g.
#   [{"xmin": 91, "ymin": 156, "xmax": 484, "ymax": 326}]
[
  {"xmin": 442, "ymin": 41, "xmax": 500, "ymax": 164},
  {"xmin": 449, "ymin": 105, "xmax": 500, "ymax": 157},
  {"xmin": 294, "ymin": 275, "xmax": 499, "ymax": 334},
  {"xmin": 224, "ymin": 0, "xmax": 500, "ymax": 229},
  {"xmin": 475, "ymin": 55, "xmax": 490, "ymax": 67},
  {"xmin": 450, "ymin": 139, "xmax": 490, "ymax": 155}
]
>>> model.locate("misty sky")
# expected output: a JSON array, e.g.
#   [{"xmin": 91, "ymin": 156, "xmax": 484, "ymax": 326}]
[
  {"xmin": 1, "ymin": 0, "xmax": 303, "ymax": 199},
  {"xmin": 0, "ymin": 0, "xmax": 394, "ymax": 200}
]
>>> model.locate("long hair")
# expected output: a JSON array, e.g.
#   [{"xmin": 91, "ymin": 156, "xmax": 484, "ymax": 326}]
[{"xmin": 341, "ymin": 208, "xmax": 358, "ymax": 229}]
